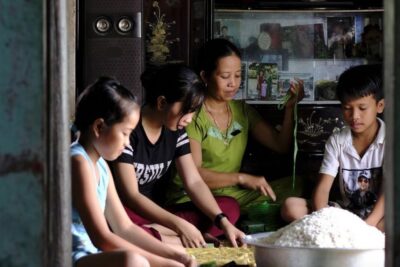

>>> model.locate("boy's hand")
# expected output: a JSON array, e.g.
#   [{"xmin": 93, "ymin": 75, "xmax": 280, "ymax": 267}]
[{"xmin": 312, "ymin": 174, "xmax": 335, "ymax": 211}]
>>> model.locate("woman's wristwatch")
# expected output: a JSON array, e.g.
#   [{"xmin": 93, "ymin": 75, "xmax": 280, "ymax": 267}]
[{"xmin": 214, "ymin": 213, "xmax": 228, "ymax": 229}]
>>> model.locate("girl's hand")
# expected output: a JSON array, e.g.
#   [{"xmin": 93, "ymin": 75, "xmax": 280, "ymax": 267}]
[
  {"xmin": 157, "ymin": 258, "xmax": 189, "ymax": 267},
  {"xmin": 172, "ymin": 251, "xmax": 197, "ymax": 267},
  {"xmin": 220, "ymin": 219, "xmax": 246, "ymax": 248},
  {"xmin": 175, "ymin": 218, "xmax": 207, "ymax": 248},
  {"xmin": 238, "ymin": 173, "xmax": 276, "ymax": 201},
  {"xmin": 181, "ymin": 254, "xmax": 197, "ymax": 267},
  {"xmin": 151, "ymin": 253, "xmax": 188, "ymax": 267},
  {"xmin": 286, "ymin": 78, "xmax": 304, "ymax": 109}
]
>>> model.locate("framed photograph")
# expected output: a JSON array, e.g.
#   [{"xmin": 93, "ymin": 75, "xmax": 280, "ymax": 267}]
[
  {"xmin": 327, "ymin": 16, "xmax": 355, "ymax": 58},
  {"xmin": 313, "ymin": 58, "xmax": 365, "ymax": 82},
  {"xmin": 315, "ymin": 80, "xmax": 338, "ymax": 100},
  {"xmin": 277, "ymin": 72, "xmax": 314, "ymax": 101},
  {"xmin": 282, "ymin": 24, "xmax": 315, "ymax": 59},
  {"xmin": 258, "ymin": 23, "xmax": 282, "ymax": 50},
  {"xmin": 214, "ymin": 19, "xmax": 242, "ymax": 48},
  {"xmin": 260, "ymin": 49, "xmax": 289, "ymax": 70},
  {"xmin": 313, "ymin": 23, "xmax": 328, "ymax": 58},
  {"xmin": 234, "ymin": 62, "xmax": 247, "ymax": 100},
  {"xmin": 246, "ymin": 62, "xmax": 279, "ymax": 100},
  {"xmin": 313, "ymin": 58, "xmax": 366, "ymax": 100}
]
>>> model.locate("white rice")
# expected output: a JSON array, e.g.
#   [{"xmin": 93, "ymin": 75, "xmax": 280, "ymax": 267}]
[{"xmin": 262, "ymin": 207, "xmax": 385, "ymax": 249}]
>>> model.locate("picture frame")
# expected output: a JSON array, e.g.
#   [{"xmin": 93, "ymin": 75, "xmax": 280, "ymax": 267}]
[
  {"xmin": 214, "ymin": 19, "xmax": 242, "ymax": 48},
  {"xmin": 277, "ymin": 72, "xmax": 314, "ymax": 101},
  {"xmin": 327, "ymin": 16, "xmax": 355, "ymax": 59},
  {"xmin": 260, "ymin": 49, "xmax": 289, "ymax": 70},
  {"xmin": 246, "ymin": 62, "xmax": 279, "ymax": 100},
  {"xmin": 234, "ymin": 62, "xmax": 248, "ymax": 100},
  {"xmin": 258, "ymin": 23, "xmax": 282, "ymax": 50},
  {"xmin": 315, "ymin": 80, "xmax": 338, "ymax": 101},
  {"xmin": 282, "ymin": 24, "xmax": 315, "ymax": 59}
]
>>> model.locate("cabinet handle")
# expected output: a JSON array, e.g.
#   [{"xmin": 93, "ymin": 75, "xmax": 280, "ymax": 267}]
[{"xmin": 134, "ymin": 12, "xmax": 141, "ymax": 38}]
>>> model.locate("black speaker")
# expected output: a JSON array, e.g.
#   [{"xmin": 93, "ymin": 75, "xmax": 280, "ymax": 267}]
[{"xmin": 77, "ymin": 0, "xmax": 144, "ymax": 102}]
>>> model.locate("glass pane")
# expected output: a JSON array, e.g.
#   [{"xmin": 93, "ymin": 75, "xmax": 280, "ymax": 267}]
[{"xmin": 214, "ymin": 9, "xmax": 383, "ymax": 102}]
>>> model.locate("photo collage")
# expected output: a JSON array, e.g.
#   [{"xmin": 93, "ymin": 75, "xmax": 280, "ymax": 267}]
[{"xmin": 215, "ymin": 13, "xmax": 382, "ymax": 101}]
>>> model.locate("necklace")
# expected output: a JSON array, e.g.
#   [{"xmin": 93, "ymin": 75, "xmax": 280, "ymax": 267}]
[{"xmin": 204, "ymin": 102, "xmax": 232, "ymax": 146}]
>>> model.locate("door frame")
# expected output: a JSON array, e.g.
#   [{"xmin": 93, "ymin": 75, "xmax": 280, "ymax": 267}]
[{"xmin": 46, "ymin": 0, "xmax": 71, "ymax": 266}]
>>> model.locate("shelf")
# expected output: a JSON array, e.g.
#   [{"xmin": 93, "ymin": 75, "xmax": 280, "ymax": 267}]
[
  {"xmin": 246, "ymin": 100, "xmax": 340, "ymax": 105},
  {"xmin": 215, "ymin": 9, "xmax": 384, "ymax": 14},
  {"xmin": 214, "ymin": 8, "xmax": 383, "ymax": 103}
]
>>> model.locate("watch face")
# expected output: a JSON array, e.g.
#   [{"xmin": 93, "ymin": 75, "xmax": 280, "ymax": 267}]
[{"xmin": 258, "ymin": 32, "xmax": 272, "ymax": 50}]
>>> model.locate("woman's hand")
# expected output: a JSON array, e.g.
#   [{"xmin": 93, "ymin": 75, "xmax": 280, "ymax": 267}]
[
  {"xmin": 285, "ymin": 78, "xmax": 305, "ymax": 109},
  {"xmin": 220, "ymin": 218, "xmax": 246, "ymax": 247},
  {"xmin": 238, "ymin": 173, "xmax": 276, "ymax": 201},
  {"xmin": 175, "ymin": 218, "xmax": 207, "ymax": 248}
]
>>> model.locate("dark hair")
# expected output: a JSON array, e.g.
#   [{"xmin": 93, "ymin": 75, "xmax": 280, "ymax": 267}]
[
  {"xmin": 195, "ymin": 38, "xmax": 242, "ymax": 77},
  {"xmin": 74, "ymin": 77, "xmax": 139, "ymax": 133},
  {"xmin": 336, "ymin": 64, "xmax": 383, "ymax": 103},
  {"xmin": 141, "ymin": 64, "xmax": 205, "ymax": 115}
]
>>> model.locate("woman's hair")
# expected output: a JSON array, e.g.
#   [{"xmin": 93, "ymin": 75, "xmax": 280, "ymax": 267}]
[
  {"xmin": 74, "ymin": 77, "xmax": 139, "ymax": 133},
  {"xmin": 141, "ymin": 64, "xmax": 205, "ymax": 115},
  {"xmin": 195, "ymin": 38, "xmax": 242, "ymax": 77},
  {"xmin": 336, "ymin": 64, "xmax": 383, "ymax": 103}
]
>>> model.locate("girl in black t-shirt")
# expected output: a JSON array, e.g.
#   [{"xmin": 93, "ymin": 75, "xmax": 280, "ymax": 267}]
[{"xmin": 112, "ymin": 64, "xmax": 244, "ymax": 248}]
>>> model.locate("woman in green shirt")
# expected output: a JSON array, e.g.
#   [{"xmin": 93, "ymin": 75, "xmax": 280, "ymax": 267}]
[{"xmin": 167, "ymin": 38, "xmax": 304, "ymax": 215}]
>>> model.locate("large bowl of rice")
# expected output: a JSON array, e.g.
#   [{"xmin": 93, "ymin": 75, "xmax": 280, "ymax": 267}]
[{"xmin": 244, "ymin": 207, "xmax": 385, "ymax": 267}]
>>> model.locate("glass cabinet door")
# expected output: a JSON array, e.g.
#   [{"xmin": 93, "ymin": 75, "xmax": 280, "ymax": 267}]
[{"xmin": 213, "ymin": 9, "xmax": 383, "ymax": 103}]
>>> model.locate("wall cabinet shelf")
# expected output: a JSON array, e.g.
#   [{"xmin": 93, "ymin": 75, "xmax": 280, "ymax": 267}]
[
  {"xmin": 213, "ymin": 8, "xmax": 383, "ymax": 103},
  {"xmin": 210, "ymin": 2, "xmax": 383, "ymax": 186}
]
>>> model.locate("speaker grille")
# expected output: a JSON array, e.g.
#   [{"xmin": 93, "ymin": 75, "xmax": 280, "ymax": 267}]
[
  {"xmin": 84, "ymin": 38, "xmax": 142, "ymax": 98},
  {"xmin": 85, "ymin": 0, "xmax": 137, "ymax": 13},
  {"xmin": 77, "ymin": 0, "xmax": 143, "ymax": 103}
]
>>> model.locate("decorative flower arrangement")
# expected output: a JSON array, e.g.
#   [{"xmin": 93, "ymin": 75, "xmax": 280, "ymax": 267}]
[{"xmin": 146, "ymin": 1, "xmax": 179, "ymax": 65}]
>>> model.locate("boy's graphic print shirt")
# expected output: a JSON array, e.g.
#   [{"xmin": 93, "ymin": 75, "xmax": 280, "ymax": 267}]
[
  {"xmin": 341, "ymin": 167, "xmax": 382, "ymax": 218},
  {"xmin": 319, "ymin": 118, "xmax": 385, "ymax": 219}
]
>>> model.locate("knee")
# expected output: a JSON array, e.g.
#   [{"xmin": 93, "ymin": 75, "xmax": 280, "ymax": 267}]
[
  {"xmin": 282, "ymin": 197, "xmax": 301, "ymax": 208},
  {"xmin": 280, "ymin": 199, "xmax": 293, "ymax": 222},
  {"xmin": 124, "ymin": 251, "xmax": 150, "ymax": 267},
  {"xmin": 280, "ymin": 197, "xmax": 306, "ymax": 223}
]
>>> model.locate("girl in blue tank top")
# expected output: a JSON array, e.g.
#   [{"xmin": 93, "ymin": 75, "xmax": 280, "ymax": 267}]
[{"xmin": 71, "ymin": 77, "xmax": 195, "ymax": 267}]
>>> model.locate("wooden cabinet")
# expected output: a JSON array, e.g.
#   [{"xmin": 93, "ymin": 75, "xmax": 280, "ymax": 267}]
[
  {"xmin": 143, "ymin": 0, "xmax": 210, "ymax": 68},
  {"xmin": 241, "ymin": 104, "xmax": 345, "ymax": 197},
  {"xmin": 209, "ymin": 1, "xmax": 383, "ymax": 196},
  {"xmin": 212, "ymin": 6, "xmax": 383, "ymax": 102},
  {"xmin": 141, "ymin": 0, "xmax": 383, "ymax": 197}
]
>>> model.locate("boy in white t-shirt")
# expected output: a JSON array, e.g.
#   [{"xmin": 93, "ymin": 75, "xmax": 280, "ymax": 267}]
[{"xmin": 281, "ymin": 64, "xmax": 385, "ymax": 231}]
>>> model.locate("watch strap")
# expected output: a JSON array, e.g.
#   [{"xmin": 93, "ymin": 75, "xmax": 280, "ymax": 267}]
[{"xmin": 214, "ymin": 213, "xmax": 228, "ymax": 229}]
